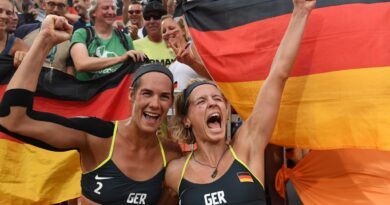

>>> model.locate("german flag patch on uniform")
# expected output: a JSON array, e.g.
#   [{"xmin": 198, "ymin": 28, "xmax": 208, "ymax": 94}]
[{"xmin": 237, "ymin": 172, "xmax": 254, "ymax": 183}]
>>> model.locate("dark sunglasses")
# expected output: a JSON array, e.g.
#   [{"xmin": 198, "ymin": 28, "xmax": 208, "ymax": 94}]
[
  {"xmin": 144, "ymin": 14, "xmax": 162, "ymax": 21},
  {"xmin": 128, "ymin": 10, "xmax": 141, "ymax": 15},
  {"xmin": 47, "ymin": 2, "xmax": 66, "ymax": 10}
]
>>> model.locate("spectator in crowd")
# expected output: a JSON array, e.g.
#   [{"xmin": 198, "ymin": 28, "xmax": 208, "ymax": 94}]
[
  {"xmin": 161, "ymin": 15, "xmax": 209, "ymax": 91},
  {"xmin": 0, "ymin": 15, "xmax": 182, "ymax": 205},
  {"xmin": 164, "ymin": 0, "xmax": 316, "ymax": 204},
  {"xmin": 14, "ymin": 0, "xmax": 73, "ymax": 74},
  {"xmin": 133, "ymin": 1, "xmax": 175, "ymax": 67},
  {"xmin": 70, "ymin": 0, "xmax": 145, "ymax": 81},
  {"xmin": 165, "ymin": 0, "xmax": 176, "ymax": 15},
  {"xmin": 1, "ymin": 0, "xmax": 29, "ymax": 67},
  {"xmin": 16, "ymin": 0, "xmax": 36, "ymax": 25},
  {"xmin": 6, "ymin": 5, "xmax": 19, "ymax": 33},
  {"xmin": 31, "ymin": 0, "xmax": 46, "ymax": 22},
  {"xmin": 122, "ymin": 0, "xmax": 145, "ymax": 40},
  {"xmin": 72, "ymin": 0, "xmax": 91, "ymax": 31}
]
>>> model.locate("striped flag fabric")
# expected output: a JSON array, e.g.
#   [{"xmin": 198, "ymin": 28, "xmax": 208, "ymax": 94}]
[
  {"xmin": 237, "ymin": 172, "xmax": 254, "ymax": 183},
  {"xmin": 0, "ymin": 55, "xmax": 140, "ymax": 204},
  {"xmin": 182, "ymin": 0, "xmax": 390, "ymax": 150},
  {"xmin": 276, "ymin": 149, "xmax": 390, "ymax": 204}
]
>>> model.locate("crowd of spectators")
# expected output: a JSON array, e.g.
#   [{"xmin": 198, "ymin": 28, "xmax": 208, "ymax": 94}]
[
  {"xmin": 1, "ymin": 0, "xmax": 211, "ymax": 204},
  {"xmin": 2, "ymin": 0, "xmax": 206, "ymax": 85}
]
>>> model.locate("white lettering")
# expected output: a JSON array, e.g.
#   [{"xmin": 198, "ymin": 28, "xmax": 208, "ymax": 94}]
[
  {"xmin": 204, "ymin": 191, "xmax": 227, "ymax": 205},
  {"xmin": 217, "ymin": 191, "xmax": 227, "ymax": 204},
  {"xmin": 204, "ymin": 193, "xmax": 212, "ymax": 205},
  {"xmin": 139, "ymin": 193, "xmax": 146, "ymax": 204},
  {"xmin": 94, "ymin": 182, "xmax": 103, "ymax": 195},
  {"xmin": 127, "ymin": 193, "xmax": 147, "ymax": 204}
]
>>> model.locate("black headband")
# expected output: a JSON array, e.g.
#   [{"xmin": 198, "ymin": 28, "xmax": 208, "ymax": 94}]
[
  {"xmin": 131, "ymin": 63, "xmax": 174, "ymax": 87},
  {"xmin": 182, "ymin": 81, "xmax": 217, "ymax": 115}
]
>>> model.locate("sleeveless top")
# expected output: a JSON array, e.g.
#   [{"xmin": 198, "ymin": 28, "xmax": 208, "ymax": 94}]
[
  {"xmin": 178, "ymin": 145, "xmax": 267, "ymax": 205},
  {"xmin": 1, "ymin": 34, "xmax": 16, "ymax": 55},
  {"xmin": 81, "ymin": 121, "xmax": 167, "ymax": 205}
]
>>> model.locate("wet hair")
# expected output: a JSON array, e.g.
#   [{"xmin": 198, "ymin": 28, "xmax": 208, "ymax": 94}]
[
  {"xmin": 171, "ymin": 79, "xmax": 217, "ymax": 144},
  {"xmin": 88, "ymin": 0, "xmax": 118, "ymax": 24}
]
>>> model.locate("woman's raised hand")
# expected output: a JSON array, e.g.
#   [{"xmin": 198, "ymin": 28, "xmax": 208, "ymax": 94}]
[{"xmin": 40, "ymin": 15, "xmax": 73, "ymax": 46}]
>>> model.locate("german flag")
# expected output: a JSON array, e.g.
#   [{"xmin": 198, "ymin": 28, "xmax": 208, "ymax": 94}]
[
  {"xmin": 182, "ymin": 0, "xmax": 390, "ymax": 150},
  {"xmin": 0, "ymin": 55, "xmax": 141, "ymax": 204},
  {"xmin": 237, "ymin": 172, "xmax": 254, "ymax": 183}
]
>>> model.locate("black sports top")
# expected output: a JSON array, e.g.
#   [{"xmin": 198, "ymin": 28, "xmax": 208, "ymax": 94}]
[
  {"xmin": 178, "ymin": 146, "xmax": 267, "ymax": 205},
  {"xmin": 0, "ymin": 90, "xmax": 168, "ymax": 204},
  {"xmin": 1, "ymin": 34, "xmax": 16, "ymax": 55},
  {"xmin": 81, "ymin": 121, "xmax": 168, "ymax": 205}
]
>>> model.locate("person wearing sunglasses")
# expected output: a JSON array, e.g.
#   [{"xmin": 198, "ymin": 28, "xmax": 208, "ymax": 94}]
[
  {"xmin": 122, "ymin": 0, "xmax": 145, "ymax": 40},
  {"xmin": 133, "ymin": 1, "xmax": 176, "ymax": 68},
  {"xmin": 0, "ymin": 14, "xmax": 184, "ymax": 205},
  {"xmin": 14, "ymin": 0, "xmax": 74, "ymax": 74}
]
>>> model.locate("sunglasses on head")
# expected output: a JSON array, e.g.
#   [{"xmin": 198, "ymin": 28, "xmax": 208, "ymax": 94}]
[
  {"xmin": 128, "ymin": 10, "xmax": 141, "ymax": 15},
  {"xmin": 144, "ymin": 14, "xmax": 162, "ymax": 21}
]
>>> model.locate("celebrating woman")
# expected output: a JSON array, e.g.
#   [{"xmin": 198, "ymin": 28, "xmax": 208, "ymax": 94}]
[
  {"xmin": 0, "ymin": 15, "xmax": 181, "ymax": 204},
  {"xmin": 164, "ymin": 0, "xmax": 316, "ymax": 204}
]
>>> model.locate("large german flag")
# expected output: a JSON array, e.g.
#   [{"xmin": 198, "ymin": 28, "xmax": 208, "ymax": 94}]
[
  {"xmin": 0, "ymin": 55, "xmax": 140, "ymax": 204},
  {"xmin": 183, "ymin": 0, "xmax": 390, "ymax": 150},
  {"xmin": 276, "ymin": 149, "xmax": 390, "ymax": 204}
]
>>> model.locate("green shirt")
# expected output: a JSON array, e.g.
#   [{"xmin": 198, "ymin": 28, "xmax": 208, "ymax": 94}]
[
  {"xmin": 71, "ymin": 28, "xmax": 134, "ymax": 81},
  {"xmin": 133, "ymin": 37, "xmax": 176, "ymax": 67}
]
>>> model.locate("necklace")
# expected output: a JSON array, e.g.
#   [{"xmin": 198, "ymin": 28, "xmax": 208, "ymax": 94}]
[{"xmin": 192, "ymin": 145, "xmax": 229, "ymax": 178}]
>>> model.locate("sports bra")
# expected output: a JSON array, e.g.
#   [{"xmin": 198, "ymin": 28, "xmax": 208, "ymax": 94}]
[
  {"xmin": 81, "ymin": 121, "xmax": 167, "ymax": 205},
  {"xmin": 178, "ymin": 145, "xmax": 267, "ymax": 205}
]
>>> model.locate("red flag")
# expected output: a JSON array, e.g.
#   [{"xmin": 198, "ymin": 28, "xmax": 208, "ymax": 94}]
[{"xmin": 183, "ymin": 0, "xmax": 390, "ymax": 150}]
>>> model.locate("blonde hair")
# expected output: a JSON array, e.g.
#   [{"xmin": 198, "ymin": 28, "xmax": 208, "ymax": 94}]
[
  {"xmin": 88, "ymin": 0, "xmax": 118, "ymax": 24},
  {"xmin": 161, "ymin": 14, "xmax": 190, "ymax": 41}
]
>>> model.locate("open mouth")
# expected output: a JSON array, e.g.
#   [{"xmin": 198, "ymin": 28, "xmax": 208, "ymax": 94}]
[
  {"xmin": 143, "ymin": 111, "xmax": 160, "ymax": 121},
  {"xmin": 207, "ymin": 113, "xmax": 221, "ymax": 129}
]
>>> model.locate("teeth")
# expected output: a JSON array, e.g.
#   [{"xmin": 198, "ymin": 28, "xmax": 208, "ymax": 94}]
[
  {"xmin": 144, "ymin": 112, "xmax": 160, "ymax": 120},
  {"xmin": 210, "ymin": 113, "xmax": 220, "ymax": 118},
  {"xmin": 207, "ymin": 112, "xmax": 221, "ymax": 126},
  {"xmin": 145, "ymin": 112, "xmax": 158, "ymax": 117}
]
